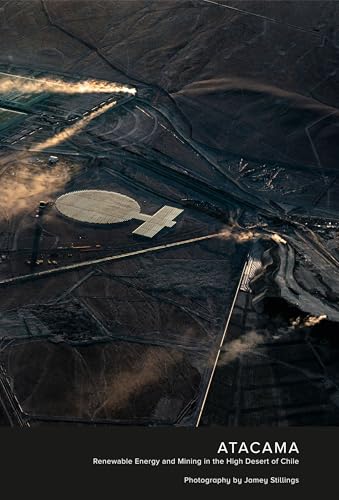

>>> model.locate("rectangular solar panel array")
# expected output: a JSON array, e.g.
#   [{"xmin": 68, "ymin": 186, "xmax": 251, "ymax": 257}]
[{"xmin": 133, "ymin": 206, "xmax": 184, "ymax": 238}]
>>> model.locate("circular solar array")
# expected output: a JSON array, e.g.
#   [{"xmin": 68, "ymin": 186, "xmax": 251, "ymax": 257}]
[{"xmin": 55, "ymin": 190, "xmax": 141, "ymax": 225}]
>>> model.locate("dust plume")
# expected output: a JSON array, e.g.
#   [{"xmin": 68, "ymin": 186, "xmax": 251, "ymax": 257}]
[
  {"xmin": 218, "ymin": 227, "xmax": 287, "ymax": 246},
  {"xmin": 0, "ymin": 157, "xmax": 71, "ymax": 216},
  {"xmin": 219, "ymin": 331, "xmax": 263, "ymax": 365},
  {"xmin": 271, "ymin": 233, "xmax": 287, "ymax": 245},
  {"xmin": 92, "ymin": 349, "xmax": 181, "ymax": 417},
  {"xmin": 291, "ymin": 314, "xmax": 327, "ymax": 329},
  {"xmin": 218, "ymin": 228, "xmax": 259, "ymax": 243},
  {"xmin": 33, "ymin": 100, "xmax": 117, "ymax": 151},
  {"xmin": 0, "ymin": 74, "xmax": 136, "ymax": 95}
]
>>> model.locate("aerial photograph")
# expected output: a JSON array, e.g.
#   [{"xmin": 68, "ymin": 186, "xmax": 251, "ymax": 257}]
[{"xmin": 0, "ymin": 0, "xmax": 339, "ymax": 427}]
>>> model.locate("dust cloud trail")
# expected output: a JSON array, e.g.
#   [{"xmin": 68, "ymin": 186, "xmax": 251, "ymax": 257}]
[
  {"xmin": 219, "ymin": 331, "xmax": 263, "ymax": 365},
  {"xmin": 292, "ymin": 314, "xmax": 327, "ymax": 329},
  {"xmin": 218, "ymin": 228, "xmax": 259, "ymax": 243},
  {"xmin": 218, "ymin": 227, "xmax": 288, "ymax": 245},
  {"xmin": 0, "ymin": 158, "xmax": 71, "ymax": 217},
  {"xmin": 271, "ymin": 233, "xmax": 287, "ymax": 245},
  {"xmin": 33, "ymin": 100, "xmax": 117, "ymax": 151},
  {"xmin": 0, "ymin": 74, "xmax": 136, "ymax": 95},
  {"xmin": 92, "ymin": 350, "xmax": 181, "ymax": 417}
]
